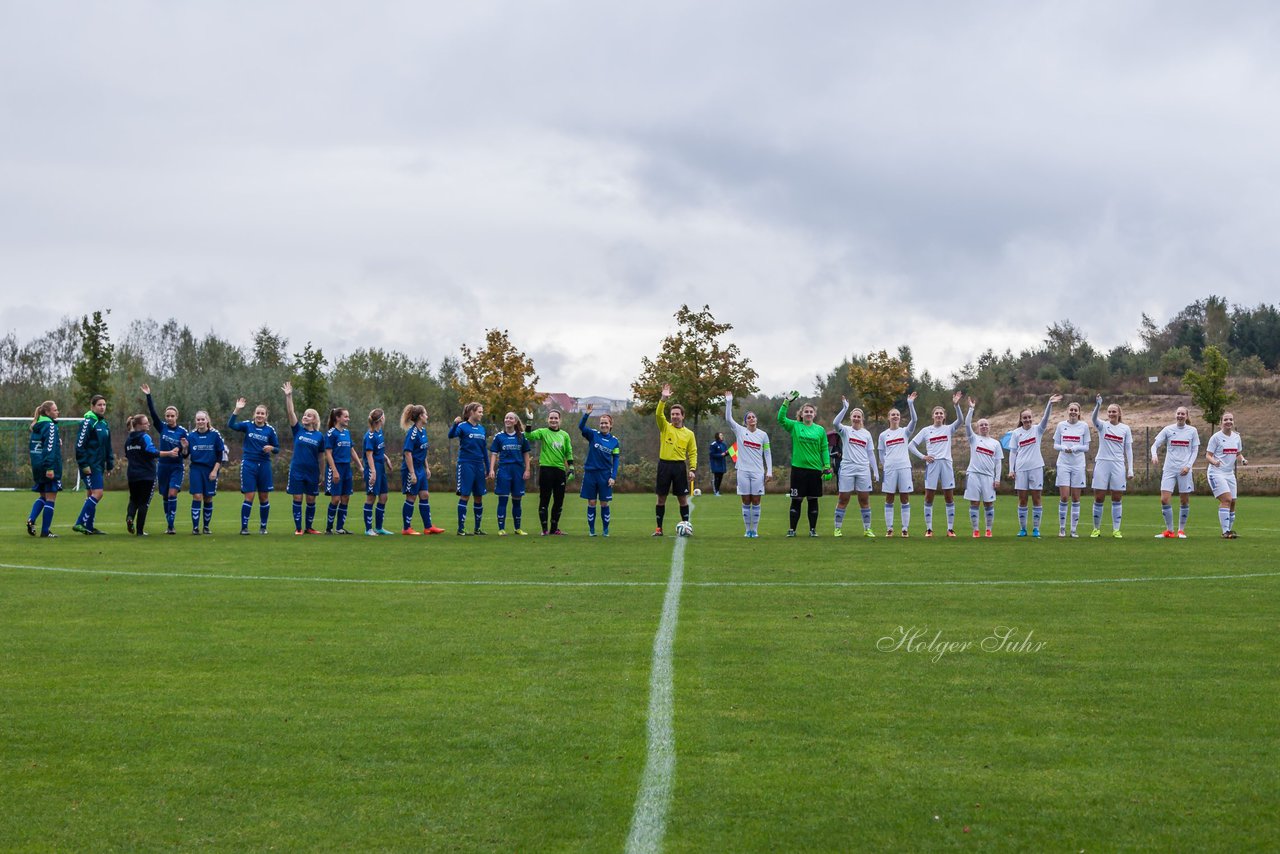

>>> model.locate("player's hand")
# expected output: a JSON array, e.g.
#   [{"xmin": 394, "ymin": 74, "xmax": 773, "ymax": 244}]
[
  {"xmin": 1095, "ymin": 394, "xmax": 1103, "ymax": 405},
  {"xmin": 952, "ymin": 391, "xmax": 962, "ymax": 404},
  {"xmin": 45, "ymin": 470, "xmax": 54, "ymax": 480},
  {"xmin": 486, "ymin": 470, "xmax": 495, "ymax": 481},
  {"xmin": 1210, "ymin": 458, "xmax": 1221, "ymax": 467},
  {"xmin": 235, "ymin": 397, "xmax": 246, "ymax": 410},
  {"xmin": 1127, "ymin": 471, "xmax": 1134, "ymax": 480},
  {"xmin": 585, "ymin": 403, "xmax": 593, "ymax": 413},
  {"xmin": 766, "ymin": 473, "xmax": 774, "ymax": 482},
  {"xmin": 1049, "ymin": 394, "xmax": 1063, "ymax": 403},
  {"xmin": 787, "ymin": 390, "xmax": 799, "ymax": 401},
  {"xmin": 608, "ymin": 478, "xmax": 615, "ymax": 487},
  {"xmin": 1180, "ymin": 466, "xmax": 1189, "ymax": 476},
  {"xmin": 1151, "ymin": 455, "xmax": 1159, "ymax": 465},
  {"xmin": 907, "ymin": 391, "xmax": 917, "ymax": 402},
  {"xmin": 141, "ymin": 383, "xmax": 151, "ymax": 395},
  {"xmin": 967, "ymin": 396, "xmax": 976, "ymax": 409},
  {"xmin": 523, "ymin": 470, "xmax": 530, "ymax": 481},
  {"xmin": 407, "ymin": 477, "xmax": 416, "ymax": 491},
  {"xmin": 263, "ymin": 445, "xmax": 274, "ymax": 454},
  {"xmin": 841, "ymin": 395, "xmax": 848, "ymax": 406},
  {"xmin": 281, "ymin": 381, "xmax": 292, "ymax": 395},
  {"xmin": 454, "ymin": 416, "xmax": 462, "ymax": 424},
  {"xmin": 925, "ymin": 455, "xmax": 935, "ymax": 463},
  {"xmin": 661, "ymin": 383, "xmax": 672, "ymax": 399},
  {"xmin": 81, "ymin": 466, "xmax": 91, "ymax": 477}
]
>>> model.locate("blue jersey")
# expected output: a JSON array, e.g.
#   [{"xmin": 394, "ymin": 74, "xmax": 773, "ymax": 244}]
[
  {"xmin": 579, "ymin": 413, "xmax": 621, "ymax": 478},
  {"xmin": 227, "ymin": 414, "xmax": 280, "ymax": 463},
  {"xmin": 364, "ymin": 429, "xmax": 389, "ymax": 465},
  {"xmin": 403, "ymin": 425, "xmax": 429, "ymax": 467},
  {"xmin": 709, "ymin": 440, "xmax": 729, "ymax": 474},
  {"xmin": 490, "ymin": 430, "xmax": 530, "ymax": 468},
  {"xmin": 187, "ymin": 429, "xmax": 225, "ymax": 468},
  {"xmin": 291, "ymin": 422, "xmax": 326, "ymax": 476},
  {"xmin": 325, "ymin": 427, "xmax": 354, "ymax": 465},
  {"xmin": 146, "ymin": 394, "xmax": 189, "ymax": 458},
  {"xmin": 449, "ymin": 420, "xmax": 488, "ymax": 466}
]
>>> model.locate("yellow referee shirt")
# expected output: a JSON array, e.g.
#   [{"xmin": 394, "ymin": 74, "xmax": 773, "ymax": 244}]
[{"xmin": 656, "ymin": 401, "xmax": 698, "ymax": 470}]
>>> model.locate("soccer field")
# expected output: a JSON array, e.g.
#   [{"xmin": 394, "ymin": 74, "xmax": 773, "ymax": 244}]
[{"xmin": 3, "ymin": 492, "xmax": 1278, "ymax": 851}]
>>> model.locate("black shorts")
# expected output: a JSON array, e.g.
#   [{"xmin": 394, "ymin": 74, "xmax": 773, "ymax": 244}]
[
  {"xmin": 789, "ymin": 467, "xmax": 824, "ymax": 499},
  {"xmin": 655, "ymin": 460, "xmax": 690, "ymax": 497}
]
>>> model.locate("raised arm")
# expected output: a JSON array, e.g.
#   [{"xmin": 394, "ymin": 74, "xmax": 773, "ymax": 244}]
[
  {"xmin": 904, "ymin": 392, "xmax": 918, "ymax": 435},
  {"xmin": 832, "ymin": 396, "xmax": 849, "ymax": 428},
  {"xmin": 964, "ymin": 398, "xmax": 977, "ymax": 444},
  {"xmin": 144, "ymin": 385, "xmax": 162, "ymax": 430},
  {"xmin": 1090, "ymin": 395, "xmax": 1104, "ymax": 431},
  {"xmin": 949, "ymin": 391, "xmax": 964, "ymax": 429},
  {"xmin": 1038, "ymin": 395, "xmax": 1060, "ymax": 434},
  {"xmin": 282, "ymin": 382, "xmax": 298, "ymax": 427},
  {"xmin": 724, "ymin": 392, "xmax": 742, "ymax": 433}
]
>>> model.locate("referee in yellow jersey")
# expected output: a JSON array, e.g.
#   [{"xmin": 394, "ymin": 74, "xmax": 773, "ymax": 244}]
[{"xmin": 654, "ymin": 383, "xmax": 697, "ymax": 536}]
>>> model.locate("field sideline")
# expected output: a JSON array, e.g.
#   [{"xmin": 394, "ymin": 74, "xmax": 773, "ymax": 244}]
[{"xmin": 2, "ymin": 492, "xmax": 1278, "ymax": 851}]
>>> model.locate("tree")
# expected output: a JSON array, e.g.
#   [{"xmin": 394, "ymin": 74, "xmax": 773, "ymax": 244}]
[
  {"xmin": 253, "ymin": 326, "xmax": 289, "ymax": 369},
  {"xmin": 291, "ymin": 341, "xmax": 328, "ymax": 413},
  {"xmin": 1183, "ymin": 345, "xmax": 1236, "ymax": 431},
  {"xmin": 631, "ymin": 304, "xmax": 759, "ymax": 426},
  {"xmin": 846, "ymin": 349, "xmax": 909, "ymax": 424},
  {"xmin": 71, "ymin": 310, "xmax": 114, "ymax": 405},
  {"xmin": 454, "ymin": 329, "xmax": 540, "ymax": 419}
]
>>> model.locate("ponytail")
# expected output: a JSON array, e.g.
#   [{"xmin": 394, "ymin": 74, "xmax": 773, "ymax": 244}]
[
  {"xmin": 31, "ymin": 400, "xmax": 56, "ymax": 428},
  {"xmin": 400, "ymin": 404, "xmax": 426, "ymax": 430}
]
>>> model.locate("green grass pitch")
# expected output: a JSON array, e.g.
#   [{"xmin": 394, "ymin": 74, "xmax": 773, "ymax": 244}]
[{"xmin": 2, "ymin": 491, "xmax": 1277, "ymax": 850}]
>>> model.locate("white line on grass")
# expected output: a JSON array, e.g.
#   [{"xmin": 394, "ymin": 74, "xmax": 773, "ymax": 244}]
[
  {"xmin": 625, "ymin": 530, "xmax": 685, "ymax": 854},
  {"xmin": 2, "ymin": 563, "xmax": 1279, "ymax": 589}
]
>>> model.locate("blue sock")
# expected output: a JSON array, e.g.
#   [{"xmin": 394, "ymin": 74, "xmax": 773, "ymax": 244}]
[
  {"xmin": 242, "ymin": 500, "xmax": 253, "ymax": 530},
  {"xmin": 457, "ymin": 500, "xmax": 467, "ymax": 531},
  {"xmin": 601, "ymin": 504, "xmax": 610, "ymax": 534},
  {"xmin": 203, "ymin": 501, "xmax": 213, "ymax": 528},
  {"xmin": 191, "ymin": 499, "xmax": 201, "ymax": 530},
  {"xmin": 497, "ymin": 495, "xmax": 509, "ymax": 529},
  {"xmin": 472, "ymin": 501, "xmax": 483, "ymax": 531},
  {"xmin": 260, "ymin": 501, "xmax": 270, "ymax": 528},
  {"xmin": 77, "ymin": 496, "xmax": 95, "ymax": 528},
  {"xmin": 375, "ymin": 503, "xmax": 385, "ymax": 531},
  {"xmin": 364, "ymin": 502, "xmax": 374, "ymax": 531},
  {"xmin": 419, "ymin": 500, "xmax": 432, "ymax": 529},
  {"xmin": 41, "ymin": 502, "xmax": 55, "ymax": 534},
  {"xmin": 328, "ymin": 503, "xmax": 338, "ymax": 531},
  {"xmin": 305, "ymin": 502, "xmax": 316, "ymax": 530},
  {"xmin": 166, "ymin": 496, "xmax": 177, "ymax": 529},
  {"xmin": 587, "ymin": 505, "xmax": 597, "ymax": 534},
  {"xmin": 512, "ymin": 498, "xmax": 522, "ymax": 529},
  {"xmin": 293, "ymin": 499, "xmax": 304, "ymax": 531},
  {"xmin": 29, "ymin": 498, "xmax": 45, "ymax": 523},
  {"xmin": 403, "ymin": 500, "xmax": 416, "ymax": 530},
  {"xmin": 337, "ymin": 505, "xmax": 348, "ymax": 531}
]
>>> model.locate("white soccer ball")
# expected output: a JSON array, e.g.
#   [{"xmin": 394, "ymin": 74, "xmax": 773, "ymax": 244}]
[
  {"xmin": 676, "ymin": 521, "xmax": 693, "ymax": 537},
  {"xmin": 693, "ymin": 488, "xmax": 702, "ymax": 496}
]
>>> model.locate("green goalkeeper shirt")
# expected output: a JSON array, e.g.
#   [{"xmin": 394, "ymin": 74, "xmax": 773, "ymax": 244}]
[
  {"xmin": 525, "ymin": 427, "xmax": 575, "ymax": 471},
  {"xmin": 777, "ymin": 403, "xmax": 831, "ymax": 471}
]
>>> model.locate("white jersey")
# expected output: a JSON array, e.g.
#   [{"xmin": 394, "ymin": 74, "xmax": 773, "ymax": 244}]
[
  {"xmin": 724, "ymin": 397, "xmax": 773, "ymax": 477},
  {"xmin": 876, "ymin": 399, "xmax": 918, "ymax": 472},
  {"xmin": 1151, "ymin": 423, "xmax": 1200, "ymax": 474},
  {"xmin": 965, "ymin": 415, "xmax": 1004, "ymax": 480},
  {"xmin": 1007, "ymin": 400, "xmax": 1054, "ymax": 474},
  {"xmin": 1206, "ymin": 430, "xmax": 1243, "ymax": 475},
  {"xmin": 1091, "ymin": 404, "xmax": 1134, "ymax": 474},
  {"xmin": 831, "ymin": 401, "xmax": 879, "ymax": 479},
  {"xmin": 1052, "ymin": 419, "xmax": 1091, "ymax": 470},
  {"xmin": 909, "ymin": 407, "xmax": 963, "ymax": 463}
]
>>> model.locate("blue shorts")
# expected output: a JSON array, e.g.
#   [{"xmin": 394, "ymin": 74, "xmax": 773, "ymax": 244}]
[
  {"xmin": 288, "ymin": 469, "xmax": 321, "ymax": 496},
  {"xmin": 190, "ymin": 466, "xmax": 218, "ymax": 497},
  {"xmin": 32, "ymin": 477, "xmax": 62, "ymax": 494},
  {"xmin": 157, "ymin": 463, "xmax": 184, "ymax": 494},
  {"xmin": 366, "ymin": 461, "xmax": 389, "ymax": 496},
  {"xmin": 456, "ymin": 462, "xmax": 486, "ymax": 498},
  {"xmin": 81, "ymin": 469, "xmax": 105, "ymax": 491},
  {"xmin": 580, "ymin": 470, "xmax": 613, "ymax": 502},
  {"xmin": 494, "ymin": 465, "xmax": 526, "ymax": 497},
  {"xmin": 325, "ymin": 464, "xmax": 354, "ymax": 497},
  {"xmin": 240, "ymin": 458, "xmax": 274, "ymax": 494},
  {"xmin": 402, "ymin": 465, "xmax": 427, "ymax": 495}
]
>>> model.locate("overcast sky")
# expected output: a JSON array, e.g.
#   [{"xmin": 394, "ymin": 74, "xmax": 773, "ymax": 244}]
[{"xmin": 2, "ymin": 1, "xmax": 1278, "ymax": 398}]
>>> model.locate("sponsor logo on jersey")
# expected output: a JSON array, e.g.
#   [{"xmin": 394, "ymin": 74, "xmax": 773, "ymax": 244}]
[
  {"xmin": 1018, "ymin": 436, "xmax": 1037, "ymax": 447},
  {"xmin": 1062, "ymin": 433, "xmax": 1082, "ymax": 442},
  {"xmin": 1104, "ymin": 432, "xmax": 1125, "ymax": 444},
  {"xmin": 976, "ymin": 446, "xmax": 995, "ymax": 457},
  {"xmin": 885, "ymin": 437, "xmax": 904, "ymax": 448},
  {"xmin": 743, "ymin": 440, "xmax": 762, "ymax": 450},
  {"xmin": 929, "ymin": 435, "xmax": 948, "ymax": 444},
  {"xmin": 847, "ymin": 437, "xmax": 867, "ymax": 448}
]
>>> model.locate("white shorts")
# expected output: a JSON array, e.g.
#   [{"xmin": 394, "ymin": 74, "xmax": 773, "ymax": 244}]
[
  {"xmin": 923, "ymin": 460, "xmax": 955, "ymax": 491},
  {"xmin": 1160, "ymin": 471, "xmax": 1194, "ymax": 495},
  {"xmin": 1055, "ymin": 466, "xmax": 1086, "ymax": 489},
  {"xmin": 736, "ymin": 469, "xmax": 766, "ymax": 496},
  {"xmin": 838, "ymin": 469, "xmax": 873, "ymax": 494},
  {"xmin": 881, "ymin": 468, "xmax": 914, "ymax": 494},
  {"xmin": 1014, "ymin": 468, "xmax": 1044, "ymax": 491},
  {"xmin": 1091, "ymin": 462, "xmax": 1128, "ymax": 492},
  {"xmin": 964, "ymin": 473, "xmax": 996, "ymax": 503},
  {"xmin": 1207, "ymin": 470, "xmax": 1236, "ymax": 499}
]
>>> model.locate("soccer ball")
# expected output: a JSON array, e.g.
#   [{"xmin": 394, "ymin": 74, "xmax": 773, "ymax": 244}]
[
  {"xmin": 693, "ymin": 488, "xmax": 702, "ymax": 496},
  {"xmin": 676, "ymin": 521, "xmax": 693, "ymax": 537}
]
